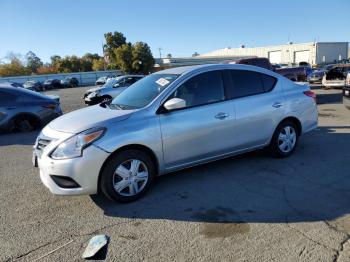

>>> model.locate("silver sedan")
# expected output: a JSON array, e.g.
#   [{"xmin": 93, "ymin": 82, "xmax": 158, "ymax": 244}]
[{"xmin": 33, "ymin": 64, "xmax": 318, "ymax": 202}]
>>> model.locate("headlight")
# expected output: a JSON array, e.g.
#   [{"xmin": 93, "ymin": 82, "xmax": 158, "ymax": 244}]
[{"xmin": 50, "ymin": 127, "xmax": 105, "ymax": 160}]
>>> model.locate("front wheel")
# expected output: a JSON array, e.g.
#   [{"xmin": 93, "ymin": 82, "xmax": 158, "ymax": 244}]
[
  {"xmin": 100, "ymin": 150, "xmax": 155, "ymax": 202},
  {"xmin": 269, "ymin": 121, "xmax": 299, "ymax": 158}
]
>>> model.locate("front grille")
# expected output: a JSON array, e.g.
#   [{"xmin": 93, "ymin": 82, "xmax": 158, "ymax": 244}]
[{"xmin": 37, "ymin": 138, "xmax": 52, "ymax": 151}]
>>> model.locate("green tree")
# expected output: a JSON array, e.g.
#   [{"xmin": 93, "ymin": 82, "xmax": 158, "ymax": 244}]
[
  {"xmin": 166, "ymin": 53, "xmax": 172, "ymax": 58},
  {"xmin": 104, "ymin": 31, "xmax": 126, "ymax": 65},
  {"xmin": 0, "ymin": 57, "xmax": 29, "ymax": 77},
  {"xmin": 92, "ymin": 58, "xmax": 105, "ymax": 71},
  {"xmin": 115, "ymin": 44, "xmax": 133, "ymax": 73},
  {"xmin": 131, "ymin": 42, "xmax": 155, "ymax": 74},
  {"xmin": 26, "ymin": 51, "xmax": 43, "ymax": 73},
  {"xmin": 192, "ymin": 52, "xmax": 199, "ymax": 57}
]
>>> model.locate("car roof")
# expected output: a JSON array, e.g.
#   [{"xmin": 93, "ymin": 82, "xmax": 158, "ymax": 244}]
[
  {"xmin": 154, "ymin": 63, "xmax": 279, "ymax": 77},
  {"xmin": 0, "ymin": 86, "xmax": 51, "ymax": 99}
]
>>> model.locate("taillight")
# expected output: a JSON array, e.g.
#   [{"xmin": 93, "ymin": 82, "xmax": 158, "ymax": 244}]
[
  {"xmin": 346, "ymin": 77, "xmax": 350, "ymax": 85},
  {"xmin": 303, "ymin": 90, "xmax": 316, "ymax": 102},
  {"xmin": 42, "ymin": 104, "xmax": 57, "ymax": 110}
]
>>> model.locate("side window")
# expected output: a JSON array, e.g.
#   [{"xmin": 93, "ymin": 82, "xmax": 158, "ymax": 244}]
[
  {"xmin": 227, "ymin": 70, "xmax": 276, "ymax": 98},
  {"xmin": 172, "ymin": 71, "xmax": 225, "ymax": 108}
]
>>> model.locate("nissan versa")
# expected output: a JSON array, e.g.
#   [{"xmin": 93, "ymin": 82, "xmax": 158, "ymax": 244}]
[{"xmin": 33, "ymin": 64, "xmax": 318, "ymax": 202}]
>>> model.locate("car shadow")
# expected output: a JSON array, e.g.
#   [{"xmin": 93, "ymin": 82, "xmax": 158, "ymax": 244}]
[
  {"xmin": 0, "ymin": 130, "xmax": 39, "ymax": 146},
  {"xmin": 91, "ymin": 126, "xmax": 350, "ymax": 225}
]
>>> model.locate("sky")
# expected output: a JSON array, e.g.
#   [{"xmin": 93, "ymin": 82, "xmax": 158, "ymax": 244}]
[{"xmin": 0, "ymin": 0, "xmax": 349, "ymax": 63}]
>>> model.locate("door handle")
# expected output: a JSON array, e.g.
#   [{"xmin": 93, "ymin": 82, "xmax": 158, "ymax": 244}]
[
  {"xmin": 6, "ymin": 106, "xmax": 16, "ymax": 110},
  {"xmin": 272, "ymin": 102, "xmax": 283, "ymax": 108},
  {"xmin": 215, "ymin": 112, "xmax": 229, "ymax": 120}
]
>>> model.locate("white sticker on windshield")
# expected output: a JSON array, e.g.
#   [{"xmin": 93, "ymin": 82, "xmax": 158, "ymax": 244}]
[{"xmin": 156, "ymin": 78, "xmax": 170, "ymax": 87}]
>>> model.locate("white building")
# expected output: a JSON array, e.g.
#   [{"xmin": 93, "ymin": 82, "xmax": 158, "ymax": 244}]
[{"xmin": 201, "ymin": 42, "xmax": 349, "ymax": 65}]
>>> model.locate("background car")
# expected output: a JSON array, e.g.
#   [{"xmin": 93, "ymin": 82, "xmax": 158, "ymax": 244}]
[
  {"xmin": 60, "ymin": 77, "xmax": 79, "ymax": 88},
  {"xmin": 23, "ymin": 80, "xmax": 44, "ymax": 92},
  {"xmin": 322, "ymin": 64, "xmax": 350, "ymax": 89},
  {"xmin": 84, "ymin": 75, "xmax": 144, "ymax": 105},
  {"xmin": 43, "ymin": 79, "xmax": 61, "ymax": 90},
  {"xmin": 95, "ymin": 76, "xmax": 108, "ymax": 86},
  {"xmin": 0, "ymin": 85, "xmax": 62, "ymax": 133}
]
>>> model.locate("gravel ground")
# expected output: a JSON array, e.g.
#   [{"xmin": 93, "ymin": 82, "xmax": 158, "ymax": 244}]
[{"xmin": 0, "ymin": 84, "xmax": 350, "ymax": 262}]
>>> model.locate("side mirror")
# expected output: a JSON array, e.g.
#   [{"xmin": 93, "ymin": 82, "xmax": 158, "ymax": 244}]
[{"xmin": 163, "ymin": 98, "xmax": 186, "ymax": 111}]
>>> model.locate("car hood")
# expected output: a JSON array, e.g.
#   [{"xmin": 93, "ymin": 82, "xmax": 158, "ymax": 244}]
[
  {"xmin": 86, "ymin": 86, "xmax": 105, "ymax": 93},
  {"xmin": 48, "ymin": 104, "xmax": 134, "ymax": 134}
]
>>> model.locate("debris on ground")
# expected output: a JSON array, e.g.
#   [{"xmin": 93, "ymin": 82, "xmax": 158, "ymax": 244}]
[{"xmin": 82, "ymin": 234, "xmax": 109, "ymax": 259}]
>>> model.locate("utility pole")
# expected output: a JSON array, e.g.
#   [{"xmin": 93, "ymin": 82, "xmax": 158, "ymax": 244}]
[{"xmin": 158, "ymin": 47, "xmax": 163, "ymax": 59}]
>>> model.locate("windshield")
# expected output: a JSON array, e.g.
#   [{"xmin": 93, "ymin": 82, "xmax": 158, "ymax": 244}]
[
  {"xmin": 103, "ymin": 77, "xmax": 123, "ymax": 88},
  {"xmin": 110, "ymin": 74, "xmax": 179, "ymax": 109}
]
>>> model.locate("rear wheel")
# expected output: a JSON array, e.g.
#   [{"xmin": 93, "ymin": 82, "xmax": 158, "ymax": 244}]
[
  {"xmin": 100, "ymin": 150, "xmax": 155, "ymax": 202},
  {"xmin": 269, "ymin": 120, "xmax": 299, "ymax": 158},
  {"xmin": 9, "ymin": 116, "xmax": 35, "ymax": 132}
]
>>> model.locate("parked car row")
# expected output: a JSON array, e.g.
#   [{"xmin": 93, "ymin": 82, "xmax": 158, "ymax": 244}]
[{"xmin": 20, "ymin": 77, "xmax": 80, "ymax": 92}]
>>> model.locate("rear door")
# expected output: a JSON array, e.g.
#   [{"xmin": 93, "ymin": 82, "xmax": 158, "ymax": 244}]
[
  {"xmin": 225, "ymin": 69, "xmax": 284, "ymax": 149},
  {"xmin": 159, "ymin": 70, "xmax": 236, "ymax": 170}
]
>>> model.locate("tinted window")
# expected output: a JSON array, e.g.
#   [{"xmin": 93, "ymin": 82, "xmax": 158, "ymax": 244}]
[
  {"xmin": 227, "ymin": 70, "xmax": 276, "ymax": 98},
  {"xmin": 229, "ymin": 70, "xmax": 264, "ymax": 98},
  {"xmin": 172, "ymin": 71, "xmax": 224, "ymax": 108},
  {"xmin": 261, "ymin": 74, "xmax": 277, "ymax": 92}
]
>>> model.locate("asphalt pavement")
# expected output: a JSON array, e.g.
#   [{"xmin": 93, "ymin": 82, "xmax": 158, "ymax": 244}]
[{"xmin": 1, "ymin": 85, "xmax": 350, "ymax": 262}]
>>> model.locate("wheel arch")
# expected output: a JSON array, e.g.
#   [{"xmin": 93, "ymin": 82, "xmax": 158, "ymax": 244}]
[
  {"xmin": 275, "ymin": 116, "xmax": 302, "ymax": 136},
  {"xmin": 97, "ymin": 143, "xmax": 160, "ymax": 193},
  {"xmin": 8, "ymin": 112, "xmax": 42, "ymax": 131}
]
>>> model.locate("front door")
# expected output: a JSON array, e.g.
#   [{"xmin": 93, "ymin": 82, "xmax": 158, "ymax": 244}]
[{"xmin": 159, "ymin": 70, "xmax": 236, "ymax": 170}]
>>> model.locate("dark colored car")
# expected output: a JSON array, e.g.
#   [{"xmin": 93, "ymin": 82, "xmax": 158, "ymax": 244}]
[
  {"xmin": 307, "ymin": 69, "xmax": 325, "ymax": 83},
  {"xmin": 0, "ymin": 86, "xmax": 62, "ymax": 133},
  {"xmin": 23, "ymin": 80, "xmax": 44, "ymax": 92},
  {"xmin": 43, "ymin": 79, "xmax": 61, "ymax": 89},
  {"xmin": 227, "ymin": 58, "xmax": 309, "ymax": 82},
  {"xmin": 60, "ymin": 77, "xmax": 79, "ymax": 88}
]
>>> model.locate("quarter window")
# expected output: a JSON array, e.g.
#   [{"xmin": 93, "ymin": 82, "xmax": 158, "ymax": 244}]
[{"xmin": 171, "ymin": 71, "xmax": 225, "ymax": 108}]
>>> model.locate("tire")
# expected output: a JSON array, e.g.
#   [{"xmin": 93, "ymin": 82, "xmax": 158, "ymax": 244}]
[
  {"xmin": 269, "ymin": 120, "xmax": 299, "ymax": 158},
  {"xmin": 10, "ymin": 116, "xmax": 34, "ymax": 132},
  {"xmin": 100, "ymin": 150, "xmax": 156, "ymax": 202},
  {"xmin": 101, "ymin": 96, "xmax": 112, "ymax": 103}
]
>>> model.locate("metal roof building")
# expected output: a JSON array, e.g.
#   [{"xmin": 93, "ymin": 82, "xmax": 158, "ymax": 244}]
[{"xmin": 200, "ymin": 42, "xmax": 349, "ymax": 65}]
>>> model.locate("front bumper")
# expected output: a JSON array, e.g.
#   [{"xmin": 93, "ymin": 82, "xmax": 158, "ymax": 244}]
[
  {"xmin": 37, "ymin": 145, "xmax": 110, "ymax": 195},
  {"xmin": 84, "ymin": 95, "xmax": 102, "ymax": 105}
]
